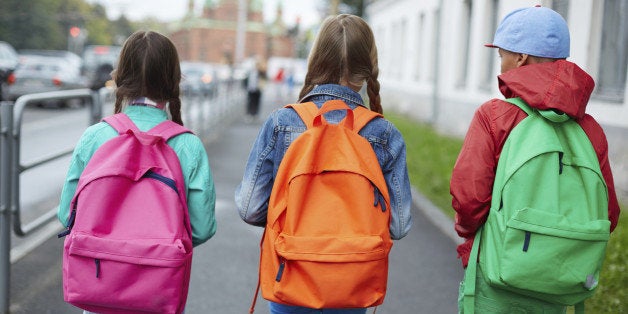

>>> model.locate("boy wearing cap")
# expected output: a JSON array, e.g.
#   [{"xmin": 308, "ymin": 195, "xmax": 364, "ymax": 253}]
[{"xmin": 450, "ymin": 5, "xmax": 621, "ymax": 312}]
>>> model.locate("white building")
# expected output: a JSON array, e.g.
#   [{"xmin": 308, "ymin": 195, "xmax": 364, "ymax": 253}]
[
  {"xmin": 366, "ymin": 0, "xmax": 628, "ymax": 199},
  {"xmin": 367, "ymin": 0, "xmax": 627, "ymax": 133}
]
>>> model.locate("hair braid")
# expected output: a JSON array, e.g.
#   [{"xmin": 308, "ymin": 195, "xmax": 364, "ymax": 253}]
[
  {"xmin": 169, "ymin": 98, "xmax": 183, "ymax": 125},
  {"xmin": 367, "ymin": 72, "xmax": 382, "ymax": 114}
]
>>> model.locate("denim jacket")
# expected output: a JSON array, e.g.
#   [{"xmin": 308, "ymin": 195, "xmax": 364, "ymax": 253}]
[{"xmin": 235, "ymin": 84, "xmax": 412, "ymax": 240}]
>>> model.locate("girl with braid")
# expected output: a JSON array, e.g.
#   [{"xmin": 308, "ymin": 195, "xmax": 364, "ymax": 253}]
[
  {"xmin": 236, "ymin": 14, "xmax": 412, "ymax": 314},
  {"xmin": 58, "ymin": 31, "xmax": 217, "ymax": 283}
]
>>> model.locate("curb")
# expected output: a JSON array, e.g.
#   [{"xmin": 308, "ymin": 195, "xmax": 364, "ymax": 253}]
[{"xmin": 410, "ymin": 187, "xmax": 463, "ymax": 245}]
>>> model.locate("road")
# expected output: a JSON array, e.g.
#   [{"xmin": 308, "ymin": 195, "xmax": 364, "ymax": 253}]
[{"xmin": 8, "ymin": 87, "xmax": 463, "ymax": 313}]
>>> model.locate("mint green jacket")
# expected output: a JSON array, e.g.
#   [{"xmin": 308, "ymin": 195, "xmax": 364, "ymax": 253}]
[{"xmin": 57, "ymin": 105, "xmax": 217, "ymax": 246}]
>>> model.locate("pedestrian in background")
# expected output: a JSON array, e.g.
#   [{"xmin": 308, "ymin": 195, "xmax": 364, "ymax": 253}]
[
  {"xmin": 450, "ymin": 6, "xmax": 620, "ymax": 313},
  {"xmin": 245, "ymin": 58, "xmax": 265, "ymax": 121},
  {"xmin": 235, "ymin": 14, "xmax": 412, "ymax": 314},
  {"xmin": 58, "ymin": 30, "xmax": 217, "ymax": 313}
]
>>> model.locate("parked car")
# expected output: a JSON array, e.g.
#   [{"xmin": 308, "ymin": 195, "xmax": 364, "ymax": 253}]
[
  {"xmin": 0, "ymin": 41, "xmax": 19, "ymax": 100},
  {"xmin": 18, "ymin": 49, "xmax": 82, "ymax": 70},
  {"xmin": 82, "ymin": 45, "xmax": 121, "ymax": 90},
  {"xmin": 180, "ymin": 61, "xmax": 217, "ymax": 97},
  {"xmin": 6, "ymin": 55, "xmax": 87, "ymax": 107}
]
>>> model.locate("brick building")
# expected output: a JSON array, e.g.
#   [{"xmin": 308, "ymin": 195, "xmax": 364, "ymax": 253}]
[{"xmin": 169, "ymin": 0, "xmax": 296, "ymax": 64}]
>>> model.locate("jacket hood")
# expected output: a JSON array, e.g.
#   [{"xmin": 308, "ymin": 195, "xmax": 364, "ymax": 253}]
[{"xmin": 498, "ymin": 60, "xmax": 594, "ymax": 119}]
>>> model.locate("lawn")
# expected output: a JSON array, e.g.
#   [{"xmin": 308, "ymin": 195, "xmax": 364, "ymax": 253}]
[{"xmin": 388, "ymin": 112, "xmax": 627, "ymax": 313}]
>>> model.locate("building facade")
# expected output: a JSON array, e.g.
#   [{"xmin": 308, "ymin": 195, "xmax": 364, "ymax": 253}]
[
  {"xmin": 367, "ymin": 0, "xmax": 628, "ymax": 132},
  {"xmin": 169, "ymin": 0, "xmax": 296, "ymax": 64},
  {"xmin": 366, "ymin": 0, "xmax": 628, "ymax": 197}
]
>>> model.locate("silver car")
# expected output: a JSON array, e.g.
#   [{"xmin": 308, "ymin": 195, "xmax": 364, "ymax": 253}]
[{"xmin": 7, "ymin": 55, "xmax": 87, "ymax": 107}]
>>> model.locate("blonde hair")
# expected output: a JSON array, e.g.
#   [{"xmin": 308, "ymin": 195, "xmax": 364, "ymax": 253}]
[
  {"xmin": 298, "ymin": 14, "xmax": 382, "ymax": 114},
  {"xmin": 112, "ymin": 30, "xmax": 184, "ymax": 125}
]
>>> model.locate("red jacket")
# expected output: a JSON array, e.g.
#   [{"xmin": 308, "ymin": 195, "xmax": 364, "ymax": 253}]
[{"xmin": 450, "ymin": 60, "xmax": 621, "ymax": 268}]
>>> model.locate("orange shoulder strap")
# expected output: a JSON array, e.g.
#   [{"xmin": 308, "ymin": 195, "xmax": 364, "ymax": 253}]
[
  {"xmin": 352, "ymin": 105, "xmax": 383, "ymax": 132},
  {"xmin": 286, "ymin": 102, "xmax": 382, "ymax": 131},
  {"xmin": 286, "ymin": 102, "xmax": 318, "ymax": 129}
]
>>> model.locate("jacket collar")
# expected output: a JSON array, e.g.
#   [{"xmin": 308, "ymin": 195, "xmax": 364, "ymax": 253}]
[{"xmin": 299, "ymin": 84, "xmax": 365, "ymax": 107}]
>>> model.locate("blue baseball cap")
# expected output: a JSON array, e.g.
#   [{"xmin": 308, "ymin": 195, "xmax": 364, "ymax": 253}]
[{"xmin": 485, "ymin": 6, "xmax": 570, "ymax": 58}]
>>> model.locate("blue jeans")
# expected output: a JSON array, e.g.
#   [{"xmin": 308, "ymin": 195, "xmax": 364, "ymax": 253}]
[{"xmin": 269, "ymin": 302, "xmax": 367, "ymax": 314}]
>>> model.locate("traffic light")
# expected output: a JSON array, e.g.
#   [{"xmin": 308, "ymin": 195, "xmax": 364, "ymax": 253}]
[{"xmin": 69, "ymin": 26, "xmax": 81, "ymax": 38}]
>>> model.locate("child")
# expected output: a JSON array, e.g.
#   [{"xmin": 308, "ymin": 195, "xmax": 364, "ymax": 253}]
[
  {"xmin": 58, "ymin": 30, "xmax": 217, "ymax": 312},
  {"xmin": 450, "ymin": 6, "xmax": 620, "ymax": 312},
  {"xmin": 235, "ymin": 14, "xmax": 413, "ymax": 314}
]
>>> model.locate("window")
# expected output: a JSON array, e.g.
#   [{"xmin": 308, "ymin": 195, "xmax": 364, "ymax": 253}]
[
  {"xmin": 400, "ymin": 18, "xmax": 407, "ymax": 80},
  {"xmin": 481, "ymin": 0, "xmax": 499, "ymax": 89},
  {"xmin": 596, "ymin": 0, "xmax": 628, "ymax": 102},
  {"xmin": 552, "ymin": 0, "xmax": 570, "ymax": 20},
  {"xmin": 457, "ymin": 0, "xmax": 473, "ymax": 88},
  {"xmin": 415, "ymin": 13, "xmax": 425, "ymax": 81}
]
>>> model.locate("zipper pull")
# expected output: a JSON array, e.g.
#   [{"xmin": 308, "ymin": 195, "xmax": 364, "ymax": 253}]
[
  {"xmin": 57, "ymin": 209, "xmax": 76, "ymax": 238},
  {"xmin": 95, "ymin": 259, "xmax": 101, "ymax": 278},
  {"xmin": 522, "ymin": 231, "xmax": 531, "ymax": 252},
  {"xmin": 275, "ymin": 259, "xmax": 286, "ymax": 282},
  {"xmin": 373, "ymin": 187, "xmax": 387, "ymax": 212}
]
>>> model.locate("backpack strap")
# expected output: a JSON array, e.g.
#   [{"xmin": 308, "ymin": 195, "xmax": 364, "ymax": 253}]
[
  {"xmin": 286, "ymin": 102, "xmax": 318, "ymax": 129},
  {"xmin": 504, "ymin": 97, "xmax": 534, "ymax": 116},
  {"xmin": 505, "ymin": 97, "xmax": 571, "ymax": 123},
  {"xmin": 148, "ymin": 120, "xmax": 192, "ymax": 141},
  {"xmin": 287, "ymin": 101, "xmax": 381, "ymax": 132},
  {"xmin": 463, "ymin": 227, "xmax": 482, "ymax": 314},
  {"xmin": 103, "ymin": 113, "xmax": 190, "ymax": 141},
  {"xmin": 353, "ymin": 105, "xmax": 382, "ymax": 132},
  {"xmin": 103, "ymin": 113, "xmax": 140, "ymax": 134}
]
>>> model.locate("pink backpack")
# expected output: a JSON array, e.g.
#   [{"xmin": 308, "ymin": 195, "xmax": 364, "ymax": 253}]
[{"xmin": 59, "ymin": 113, "xmax": 193, "ymax": 314}]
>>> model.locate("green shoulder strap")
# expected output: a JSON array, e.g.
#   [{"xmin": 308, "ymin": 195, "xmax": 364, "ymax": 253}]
[
  {"xmin": 462, "ymin": 227, "xmax": 482, "ymax": 314},
  {"xmin": 505, "ymin": 97, "xmax": 571, "ymax": 122}
]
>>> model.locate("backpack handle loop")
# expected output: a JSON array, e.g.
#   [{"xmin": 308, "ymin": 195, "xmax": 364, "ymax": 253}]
[{"xmin": 313, "ymin": 99, "xmax": 354, "ymax": 130}]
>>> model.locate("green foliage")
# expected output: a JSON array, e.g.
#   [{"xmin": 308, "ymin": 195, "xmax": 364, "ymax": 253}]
[
  {"xmin": 587, "ymin": 212, "xmax": 627, "ymax": 313},
  {"xmin": 389, "ymin": 112, "xmax": 626, "ymax": 313},
  {"xmin": 0, "ymin": 0, "xmax": 164, "ymax": 51}
]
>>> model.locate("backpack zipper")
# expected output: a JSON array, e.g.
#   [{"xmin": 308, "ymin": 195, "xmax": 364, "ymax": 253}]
[
  {"xmin": 143, "ymin": 170, "xmax": 179, "ymax": 194},
  {"xmin": 95, "ymin": 258, "xmax": 101, "ymax": 278},
  {"xmin": 373, "ymin": 186, "xmax": 387, "ymax": 212},
  {"xmin": 522, "ymin": 231, "xmax": 531, "ymax": 252},
  {"xmin": 275, "ymin": 259, "xmax": 286, "ymax": 282},
  {"xmin": 57, "ymin": 208, "xmax": 76, "ymax": 238}
]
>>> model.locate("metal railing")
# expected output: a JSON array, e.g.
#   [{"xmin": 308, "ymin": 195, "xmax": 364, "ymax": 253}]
[{"xmin": 0, "ymin": 78, "xmax": 245, "ymax": 314}]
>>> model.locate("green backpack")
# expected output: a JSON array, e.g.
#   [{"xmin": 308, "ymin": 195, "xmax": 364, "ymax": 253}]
[{"xmin": 463, "ymin": 98, "xmax": 610, "ymax": 313}]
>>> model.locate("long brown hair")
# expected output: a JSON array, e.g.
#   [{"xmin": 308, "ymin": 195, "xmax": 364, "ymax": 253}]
[
  {"xmin": 298, "ymin": 14, "xmax": 382, "ymax": 114},
  {"xmin": 112, "ymin": 30, "xmax": 184, "ymax": 125}
]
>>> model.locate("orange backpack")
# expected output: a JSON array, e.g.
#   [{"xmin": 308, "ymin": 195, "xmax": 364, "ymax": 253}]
[{"xmin": 251, "ymin": 100, "xmax": 392, "ymax": 311}]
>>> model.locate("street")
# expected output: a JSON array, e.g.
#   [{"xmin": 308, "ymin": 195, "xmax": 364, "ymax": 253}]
[{"xmin": 8, "ymin": 88, "xmax": 463, "ymax": 313}]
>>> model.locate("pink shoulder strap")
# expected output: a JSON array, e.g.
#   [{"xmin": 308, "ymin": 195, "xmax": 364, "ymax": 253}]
[
  {"xmin": 148, "ymin": 120, "xmax": 191, "ymax": 141},
  {"xmin": 103, "ymin": 113, "xmax": 190, "ymax": 141},
  {"xmin": 103, "ymin": 113, "xmax": 139, "ymax": 134}
]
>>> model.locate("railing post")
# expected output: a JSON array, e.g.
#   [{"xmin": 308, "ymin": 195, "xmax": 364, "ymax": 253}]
[{"xmin": 0, "ymin": 101, "xmax": 14, "ymax": 314}]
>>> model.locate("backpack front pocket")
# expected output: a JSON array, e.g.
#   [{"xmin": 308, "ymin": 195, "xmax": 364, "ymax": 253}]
[
  {"xmin": 63, "ymin": 233, "xmax": 191, "ymax": 313},
  {"xmin": 499, "ymin": 208, "xmax": 609, "ymax": 295},
  {"xmin": 272, "ymin": 234, "xmax": 390, "ymax": 308}
]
